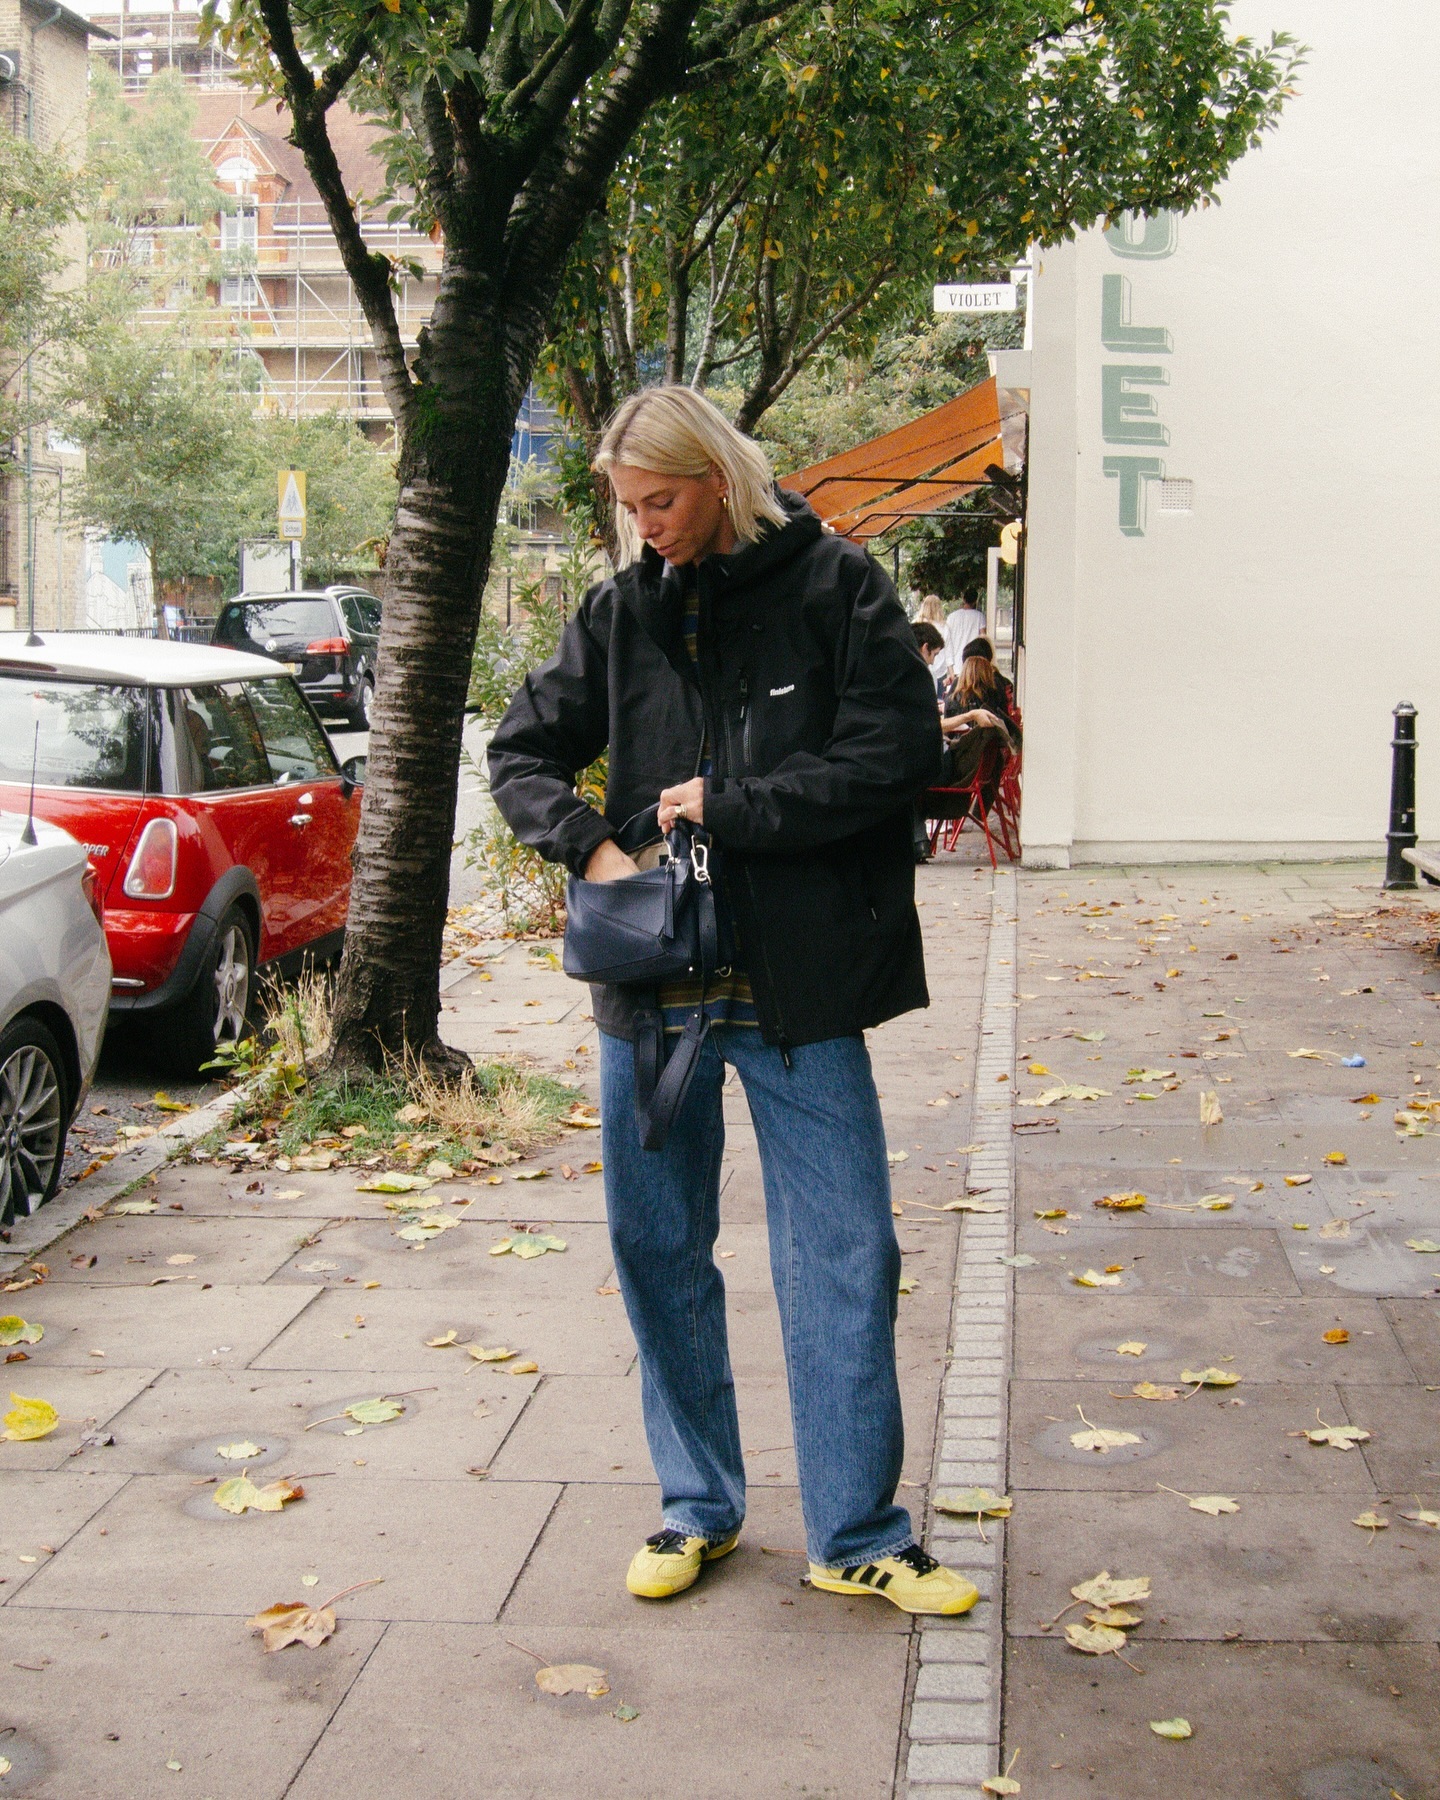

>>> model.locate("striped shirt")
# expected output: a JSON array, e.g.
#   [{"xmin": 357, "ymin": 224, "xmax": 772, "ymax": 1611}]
[{"xmin": 656, "ymin": 580, "xmax": 758, "ymax": 1035}]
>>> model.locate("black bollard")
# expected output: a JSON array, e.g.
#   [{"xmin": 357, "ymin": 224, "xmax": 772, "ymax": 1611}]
[{"xmin": 1384, "ymin": 702, "xmax": 1418, "ymax": 889}]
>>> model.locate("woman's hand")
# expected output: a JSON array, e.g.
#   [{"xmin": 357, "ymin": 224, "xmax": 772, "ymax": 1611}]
[
  {"xmin": 583, "ymin": 840, "xmax": 641, "ymax": 882},
  {"xmin": 658, "ymin": 778, "xmax": 705, "ymax": 833}
]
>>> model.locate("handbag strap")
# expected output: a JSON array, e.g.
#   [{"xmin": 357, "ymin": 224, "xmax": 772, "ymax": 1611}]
[{"xmin": 630, "ymin": 820, "xmax": 719, "ymax": 1152}]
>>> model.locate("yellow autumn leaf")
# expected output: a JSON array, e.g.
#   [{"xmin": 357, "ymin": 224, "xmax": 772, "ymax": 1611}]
[
  {"xmin": 1064, "ymin": 1621, "xmax": 1127, "ymax": 1654},
  {"xmin": 535, "ymin": 1663, "xmax": 609, "ymax": 1698},
  {"xmin": 1073, "ymin": 1269, "xmax": 1123, "ymax": 1287},
  {"xmin": 1114, "ymin": 1341, "xmax": 1147, "ymax": 1356},
  {"xmin": 1351, "ymin": 1510, "xmax": 1389, "ymax": 1531},
  {"xmin": 1071, "ymin": 1571, "xmax": 1151, "ymax": 1607},
  {"xmin": 1130, "ymin": 1381, "xmax": 1181, "ymax": 1401},
  {"xmin": 1322, "ymin": 1329, "xmax": 1349, "ymax": 1344},
  {"xmin": 1070, "ymin": 1423, "xmax": 1141, "ymax": 1453},
  {"xmin": 3, "ymin": 1393, "xmax": 58, "ymax": 1440},
  {"xmin": 1283, "ymin": 1173, "xmax": 1312, "ymax": 1187},
  {"xmin": 1149, "ymin": 1718, "xmax": 1193, "ymax": 1740},
  {"xmin": 1324, "ymin": 1151, "xmax": 1348, "ymax": 1165},
  {"xmin": 1199, "ymin": 1091, "xmax": 1223, "ymax": 1126},
  {"xmin": 1094, "ymin": 1191, "xmax": 1146, "ymax": 1210},
  {"xmin": 934, "ymin": 1487, "xmax": 1012, "ymax": 1518},
  {"xmin": 1181, "ymin": 1368, "xmax": 1241, "ymax": 1387},
  {"xmin": 1027, "ymin": 1063, "xmax": 1051, "ymax": 1076}
]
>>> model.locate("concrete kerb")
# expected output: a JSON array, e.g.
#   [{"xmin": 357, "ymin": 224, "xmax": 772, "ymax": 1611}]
[
  {"xmin": 906, "ymin": 867, "xmax": 1017, "ymax": 1795},
  {"xmin": 5, "ymin": 945, "xmax": 498, "ymax": 1264}
]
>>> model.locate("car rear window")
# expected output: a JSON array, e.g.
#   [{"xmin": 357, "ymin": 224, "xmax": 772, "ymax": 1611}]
[
  {"xmin": 0, "ymin": 676, "xmax": 148, "ymax": 792},
  {"xmin": 215, "ymin": 599, "xmax": 336, "ymax": 654}
]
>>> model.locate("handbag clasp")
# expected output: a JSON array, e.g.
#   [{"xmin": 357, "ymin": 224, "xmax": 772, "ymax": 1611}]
[{"xmin": 691, "ymin": 839, "xmax": 711, "ymax": 884}]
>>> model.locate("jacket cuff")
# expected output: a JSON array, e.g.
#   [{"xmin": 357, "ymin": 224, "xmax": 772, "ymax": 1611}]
[
  {"xmin": 703, "ymin": 777, "xmax": 744, "ymax": 844},
  {"xmin": 560, "ymin": 808, "xmax": 618, "ymax": 878}
]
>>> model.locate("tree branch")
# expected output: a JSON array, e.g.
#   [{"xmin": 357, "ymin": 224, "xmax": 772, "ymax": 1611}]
[
  {"xmin": 316, "ymin": 31, "xmax": 371, "ymax": 111},
  {"xmin": 255, "ymin": 0, "xmax": 414, "ymax": 427}
]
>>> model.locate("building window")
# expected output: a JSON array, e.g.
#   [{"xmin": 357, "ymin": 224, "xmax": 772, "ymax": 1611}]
[
  {"xmin": 220, "ymin": 204, "xmax": 259, "ymax": 307},
  {"xmin": 1158, "ymin": 479, "xmax": 1194, "ymax": 514},
  {"xmin": 0, "ymin": 474, "xmax": 14, "ymax": 597}
]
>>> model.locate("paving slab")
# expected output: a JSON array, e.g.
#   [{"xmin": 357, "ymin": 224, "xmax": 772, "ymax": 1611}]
[
  {"xmin": 1011, "ymin": 1293, "xmax": 1415, "ymax": 1385},
  {"xmin": 247, "ymin": 1284, "xmax": 637, "ymax": 1377},
  {"xmin": 0, "ymin": 1470, "xmax": 132, "ymax": 1597},
  {"xmin": 1378, "ymin": 1296, "xmax": 1440, "ymax": 1382},
  {"xmin": 1006, "ymin": 1489, "xmax": 1440, "ymax": 1642},
  {"xmin": 13, "ymin": 1470, "xmax": 560, "ymax": 1623},
  {"xmin": 0, "ymin": 1366, "xmax": 160, "ymax": 1470},
  {"xmin": 40, "ymin": 1212, "xmax": 306, "ymax": 1286},
  {"xmin": 501, "ymin": 1480, "xmax": 916, "ymax": 1636},
  {"xmin": 262, "ymin": 1214, "xmax": 616, "ymax": 1291},
  {"xmin": 0, "ymin": 1605, "xmax": 386, "ymax": 1800},
  {"xmin": 7, "ymin": 1282, "xmax": 319, "ymax": 1370},
  {"xmin": 286, "ymin": 1621, "xmax": 910, "ymax": 1800},
  {"xmin": 1002, "ymin": 1638, "xmax": 1438, "ymax": 1800},
  {"xmin": 1011, "ymin": 1225, "xmax": 1301, "ymax": 1297},
  {"xmin": 92, "ymin": 1363, "xmax": 541, "ymax": 1481}
]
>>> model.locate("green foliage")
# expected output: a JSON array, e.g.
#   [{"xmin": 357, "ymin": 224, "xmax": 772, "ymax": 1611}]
[
  {"xmin": 238, "ymin": 415, "xmax": 397, "ymax": 584},
  {"xmin": 546, "ymin": 0, "xmax": 1300, "ymax": 454},
  {"xmin": 0, "ymin": 134, "xmax": 90, "ymax": 441}
]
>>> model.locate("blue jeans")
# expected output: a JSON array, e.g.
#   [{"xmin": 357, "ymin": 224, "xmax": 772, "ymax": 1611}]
[{"xmin": 599, "ymin": 1025, "xmax": 915, "ymax": 1568}]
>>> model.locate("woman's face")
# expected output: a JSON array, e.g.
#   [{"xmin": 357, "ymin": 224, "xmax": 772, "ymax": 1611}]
[{"xmin": 609, "ymin": 462, "xmax": 736, "ymax": 566}]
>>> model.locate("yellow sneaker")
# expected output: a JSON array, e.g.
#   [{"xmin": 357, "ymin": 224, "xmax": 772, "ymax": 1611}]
[
  {"xmin": 626, "ymin": 1527, "xmax": 741, "ymax": 1599},
  {"xmin": 808, "ymin": 1545, "xmax": 979, "ymax": 1615}
]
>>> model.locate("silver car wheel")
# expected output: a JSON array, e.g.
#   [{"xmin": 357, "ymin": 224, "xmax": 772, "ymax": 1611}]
[
  {"xmin": 360, "ymin": 677, "xmax": 374, "ymax": 726},
  {"xmin": 212, "ymin": 923, "xmax": 252, "ymax": 1046},
  {"xmin": 0, "ymin": 1043, "xmax": 63, "ymax": 1219}
]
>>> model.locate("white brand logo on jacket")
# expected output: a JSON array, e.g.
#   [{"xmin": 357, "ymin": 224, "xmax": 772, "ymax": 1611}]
[{"xmin": 769, "ymin": 684, "xmax": 795, "ymax": 696}]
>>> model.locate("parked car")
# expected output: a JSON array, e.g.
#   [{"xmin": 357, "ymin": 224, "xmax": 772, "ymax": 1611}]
[
  {"xmin": 0, "ymin": 809, "xmax": 111, "ymax": 1229},
  {"xmin": 212, "ymin": 587, "xmax": 381, "ymax": 728},
  {"xmin": 0, "ymin": 635, "xmax": 365, "ymax": 1077}
]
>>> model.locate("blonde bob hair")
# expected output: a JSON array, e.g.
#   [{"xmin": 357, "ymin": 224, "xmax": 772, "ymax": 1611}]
[{"xmin": 595, "ymin": 385, "xmax": 787, "ymax": 566}]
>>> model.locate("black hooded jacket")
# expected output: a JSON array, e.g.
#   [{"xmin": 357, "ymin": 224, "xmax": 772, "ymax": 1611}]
[{"xmin": 486, "ymin": 492, "xmax": 943, "ymax": 1048}]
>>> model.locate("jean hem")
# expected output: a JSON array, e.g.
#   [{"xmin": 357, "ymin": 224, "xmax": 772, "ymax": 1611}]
[
  {"xmin": 816, "ymin": 1531, "xmax": 918, "ymax": 1571},
  {"xmin": 662, "ymin": 1516, "xmax": 744, "ymax": 1543}
]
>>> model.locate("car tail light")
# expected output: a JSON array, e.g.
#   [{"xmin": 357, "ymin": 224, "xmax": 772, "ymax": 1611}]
[
  {"xmin": 305, "ymin": 637, "xmax": 348, "ymax": 655},
  {"xmin": 81, "ymin": 861, "xmax": 104, "ymax": 925},
  {"xmin": 122, "ymin": 817, "xmax": 178, "ymax": 900}
]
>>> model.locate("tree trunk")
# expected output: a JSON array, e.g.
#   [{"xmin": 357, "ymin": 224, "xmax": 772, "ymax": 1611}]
[{"xmin": 326, "ymin": 273, "xmax": 520, "ymax": 1076}]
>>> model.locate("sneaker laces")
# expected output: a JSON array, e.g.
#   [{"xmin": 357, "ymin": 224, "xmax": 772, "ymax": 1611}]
[
  {"xmin": 893, "ymin": 1545, "xmax": 942, "ymax": 1577},
  {"xmin": 644, "ymin": 1528, "xmax": 690, "ymax": 1556}
]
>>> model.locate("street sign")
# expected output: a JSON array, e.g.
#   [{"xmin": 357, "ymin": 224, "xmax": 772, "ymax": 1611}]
[
  {"xmin": 933, "ymin": 282, "xmax": 1018, "ymax": 314},
  {"xmin": 278, "ymin": 468, "xmax": 307, "ymax": 540}
]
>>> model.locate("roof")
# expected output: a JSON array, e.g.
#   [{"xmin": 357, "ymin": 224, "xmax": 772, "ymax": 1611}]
[
  {"xmin": 192, "ymin": 91, "xmax": 388, "ymax": 207},
  {"xmin": 27, "ymin": 0, "xmax": 113, "ymax": 39},
  {"xmin": 0, "ymin": 633, "xmax": 287, "ymax": 686},
  {"xmin": 779, "ymin": 377, "xmax": 1022, "ymax": 541}
]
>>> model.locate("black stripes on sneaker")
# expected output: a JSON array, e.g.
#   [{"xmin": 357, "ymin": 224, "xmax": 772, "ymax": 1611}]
[{"xmin": 644, "ymin": 1529, "xmax": 690, "ymax": 1556}]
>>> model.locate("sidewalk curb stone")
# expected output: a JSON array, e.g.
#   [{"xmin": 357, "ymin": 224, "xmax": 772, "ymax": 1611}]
[{"xmin": 906, "ymin": 868, "xmax": 1016, "ymax": 1795}]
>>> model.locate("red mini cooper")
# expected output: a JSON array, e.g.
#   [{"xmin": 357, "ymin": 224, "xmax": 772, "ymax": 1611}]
[{"xmin": 0, "ymin": 635, "xmax": 365, "ymax": 1074}]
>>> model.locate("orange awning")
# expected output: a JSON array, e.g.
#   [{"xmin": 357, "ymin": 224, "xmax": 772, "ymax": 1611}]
[{"xmin": 780, "ymin": 376, "xmax": 1013, "ymax": 541}]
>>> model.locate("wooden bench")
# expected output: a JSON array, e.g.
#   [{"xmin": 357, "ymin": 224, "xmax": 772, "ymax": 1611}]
[{"xmin": 1401, "ymin": 847, "xmax": 1440, "ymax": 885}]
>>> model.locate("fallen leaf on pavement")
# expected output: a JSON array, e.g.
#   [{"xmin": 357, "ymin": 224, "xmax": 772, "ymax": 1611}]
[
  {"xmin": 1317, "ymin": 1219, "xmax": 1351, "ymax": 1240},
  {"xmin": 1198, "ymin": 1195, "xmax": 1234, "ymax": 1211},
  {"xmin": 1325, "ymin": 1151, "xmax": 1348, "ymax": 1165},
  {"xmin": 1125, "ymin": 1070, "xmax": 1175, "ymax": 1084},
  {"xmin": 1114, "ymin": 1342, "xmax": 1147, "ymax": 1356},
  {"xmin": 897, "ymin": 1274, "xmax": 918, "ymax": 1293},
  {"xmin": 111, "ymin": 1199, "xmax": 158, "ymax": 1215},
  {"xmin": 385, "ymin": 1193, "xmax": 445, "ymax": 1211},
  {"xmin": 396, "ymin": 1215, "xmax": 461, "ymax": 1242},
  {"xmin": 1128, "ymin": 1382, "xmax": 1181, "ymax": 1402},
  {"xmin": 1027, "ymin": 1064, "xmax": 1051, "ymax": 1076},
  {"xmin": 1073, "ymin": 1270, "xmax": 1123, "ymax": 1288},
  {"xmin": 356, "ymin": 1174, "xmax": 433, "ymax": 1194},
  {"xmin": 1070, "ymin": 1403, "xmax": 1142, "ymax": 1452},
  {"xmin": 1303, "ymin": 1421, "xmax": 1370, "ymax": 1450},
  {"xmin": 1199, "ymin": 1092, "xmax": 1223, "ymax": 1126},
  {"xmin": 512, "ymin": 1169, "xmax": 551, "ymax": 1182},
  {"xmin": 1287, "ymin": 1048, "xmax": 1331, "ymax": 1061},
  {"xmin": 1181, "ymin": 1367, "xmax": 1241, "ymax": 1387},
  {"xmin": 887, "ymin": 1150, "xmax": 908, "ymax": 1164},
  {"xmin": 3, "ymin": 1393, "xmax": 58, "ymax": 1440},
  {"xmin": 943, "ymin": 1199, "xmax": 1005, "ymax": 1213},
  {"xmin": 247, "ymin": 1578, "xmax": 382, "ymax": 1652},
  {"xmin": 1322, "ymin": 1329, "xmax": 1350, "ymax": 1345},
  {"xmin": 1351, "ymin": 1510, "xmax": 1389, "ymax": 1531},
  {"xmin": 1149, "ymin": 1718, "xmax": 1193, "ymax": 1740},
  {"xmin": 509, "ymin": 1360, "xmax": 540, "ymax": 1375},
  {"xmin": 1000, "ymin": 1254, "xmax": 1036, "ymax": 1268},
  {"xmin": 1071, "ymin": 1031, "xmax": 1106, "ymax": 1043},
  {"xmin": 214, "ymin": 1473, "xmax": 303, "ymax": 1514},
  {"xmin": 536, "ymin": 1663, "xmax": 610, "ymax": 1698},
  {"xmin": 466, "ymin": 1344, "xmax": 515, "ymax": 1362},
  {"xmin": 1283, "ymin": 1174, "xmax": 1312, "ymax": 1188},
  {"xmin": 152, "ymin": 1092, "xmax": 193, "ymax": 1113},
  {"xmin": 934, "ymin": 1487, "xmax": 1012, "ymax": 1518},
  {"xmin": 613, "ymin": 1703, "xmax": 640, "ymax": 1722},
  {"xmin": 215, "ymin": 1440, "xmax": 265, "ymax": 1460},
  {"xmin": 1029, "ymin": 1083, "xmax": 1110, "ymax": 1104},
  {"xmin": 1064, "ymin": 1621, "xmax": 1128, "ymax": 1655},
  {"xmin": 426, "ymin": 1330, "xmax": 459, "ymax": 1348},
  {"xmin": 0, "ymin": 1317, "xmax": 42, "ymax": 1346},
  {"xmin": 490, "ymin": 1233, "xmax": 567, "ymax": 1257},
  {"xmin": 1399, "ymin": 1510, "xmax": 1440, "ymax": 1528},
  {"xmin": 1071, "ymin": 1572, "xmax": 1151, "ymax": 1607},
  {"xmin": 342, "ymin": 1397, "xmax": 406, "ymax": 1426},
  {"xmin": 1087, "ymin": 1605, "xmax": 1144, "ymax": 1627},
  {"xmin": 1094, "ymin": 1192, "xmax": 1146, "ymax": 1211},
  {"xmin": 1034, "ymin": 1208, "xmax": 1068, "ymax": 1220},
  {"xmin": 1404, "ymin": 1239, "xmax": 1440, "ymax": 1254}
]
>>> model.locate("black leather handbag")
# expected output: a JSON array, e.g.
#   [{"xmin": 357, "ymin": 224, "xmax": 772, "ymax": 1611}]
[{"xmin": 563, "ymin": 811, "xmax": 719, "ymax": 1151}]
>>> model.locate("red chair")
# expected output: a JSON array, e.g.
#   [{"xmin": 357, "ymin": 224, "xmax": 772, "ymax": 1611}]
[{"xmin": 923, "ymin": 737, "xmax": 1014, "ymax": 868}]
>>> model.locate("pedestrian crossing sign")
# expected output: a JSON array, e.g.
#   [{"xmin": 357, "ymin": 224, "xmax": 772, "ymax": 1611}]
[{"xmin": 278, "ymin": 469, "xmax": 307, "ymax": 540}]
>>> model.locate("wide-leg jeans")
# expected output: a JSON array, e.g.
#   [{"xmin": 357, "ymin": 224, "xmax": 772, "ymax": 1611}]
[{"xmin": 599, "ymin": 1025, "xmax": 915, "ymax": 1568}]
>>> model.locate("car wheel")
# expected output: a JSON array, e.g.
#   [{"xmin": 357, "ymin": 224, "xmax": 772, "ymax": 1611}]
[
  {"xmin": 161, "ymin": 905, "xmax": 255, "ymax": 1077},
  {"xmin": 0, "ymin": 1016, "xmax": 69, "ymax": 1230},
  {"xmin": 349, "ymin": 675, "xmax": 374, "ymax": 730}
]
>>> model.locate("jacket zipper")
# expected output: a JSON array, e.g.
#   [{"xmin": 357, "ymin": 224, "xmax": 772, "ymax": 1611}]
[{"xmin": 739, "ymin": 676, "xmax": 752, "ymax": 770}]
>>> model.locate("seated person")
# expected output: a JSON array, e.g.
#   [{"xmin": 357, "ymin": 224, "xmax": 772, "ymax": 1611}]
[{"xmin": 940, "ymin": 640, "xmax": 1018, "ymax": 806}]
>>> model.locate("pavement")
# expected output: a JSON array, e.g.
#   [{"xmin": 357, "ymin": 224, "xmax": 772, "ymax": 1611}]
[{"xmin": 4, "ymin": 850, "xmax": 1440, "ymax": 1798}]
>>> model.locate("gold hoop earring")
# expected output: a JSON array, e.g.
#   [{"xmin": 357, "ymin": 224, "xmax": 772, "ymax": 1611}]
[{"xmin": 720, "ymin": 493, "xmax": 729, "ymax": 509}]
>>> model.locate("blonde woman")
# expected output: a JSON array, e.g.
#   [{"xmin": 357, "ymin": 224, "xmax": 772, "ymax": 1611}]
[{"xmin": 489, "ymin": 386, "xmax": 976, "ymax": 1616}]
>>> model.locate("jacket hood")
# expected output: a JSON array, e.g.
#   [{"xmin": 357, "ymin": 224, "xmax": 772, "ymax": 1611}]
[{"xmin": 634, "ymin": 486, "xmax": 824, "ymax": 592}]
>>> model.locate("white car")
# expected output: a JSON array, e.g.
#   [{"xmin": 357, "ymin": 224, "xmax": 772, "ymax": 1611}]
[{"xmin": 0, "ymin": 810, "xmax": 111, "ymax": 1231}]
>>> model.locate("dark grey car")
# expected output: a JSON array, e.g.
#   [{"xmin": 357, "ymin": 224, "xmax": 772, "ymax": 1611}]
[{"xmin": 213, "ymin": 587, "xmax": 381, "ymax": 728}]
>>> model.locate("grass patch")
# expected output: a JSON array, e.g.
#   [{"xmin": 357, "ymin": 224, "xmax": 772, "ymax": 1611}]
[{"xmin": 211, "ymin": 975, "xmax": 584, "ymax": 1175}]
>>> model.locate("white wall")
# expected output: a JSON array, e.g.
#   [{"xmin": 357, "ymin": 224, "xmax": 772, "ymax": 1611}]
[{"xmin": 1021, "ymin": 0, "xmax": 1440, "ymax": 864}]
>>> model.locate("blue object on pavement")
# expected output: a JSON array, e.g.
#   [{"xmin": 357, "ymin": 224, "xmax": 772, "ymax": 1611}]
[{"xmin": 1341, "ymin": 1055, "xmax": 1367, "ymax": 1067}]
